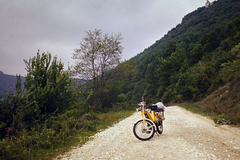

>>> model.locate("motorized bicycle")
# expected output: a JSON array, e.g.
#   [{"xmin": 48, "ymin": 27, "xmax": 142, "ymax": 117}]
[{"xmin": 133, "ymin": 97, "xmax": 164, "ymax": 141}]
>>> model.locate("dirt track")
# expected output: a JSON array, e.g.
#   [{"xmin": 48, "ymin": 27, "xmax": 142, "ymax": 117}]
[{"xmin": 55, "ymin": 106, "xmax": 240, "ymax": 160}]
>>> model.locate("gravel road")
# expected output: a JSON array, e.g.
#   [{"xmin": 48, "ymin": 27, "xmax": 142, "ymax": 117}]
[{"xmin": 55, "ymin": 106, "xmax": 240, "ymax": 160}]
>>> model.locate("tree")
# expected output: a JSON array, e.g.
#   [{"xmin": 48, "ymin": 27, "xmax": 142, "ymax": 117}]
[
  {"xmin": 156, "ymin": 47, "xmax": 185, "ymax": 98},
  {"xmin": 190, "ymin": 43, "xmax": 204, "ymax": 64},
  {"xmin": 72, "ymin": 29, "xmax": 123, "ymax": 110},
  {"xmin": 175, "ymin": 72, "xmax": 196, "ymax": 100},
  {"xmin": 220, "ymin": 43, "xmax": 240, "ymax": 82},
  {"xmin": 24, "ymin": 50, "xmax": 77, "ymax": 119},
  {"xmin": 114, "ymin": 59, "xmax": 136, "ymax": 92}
]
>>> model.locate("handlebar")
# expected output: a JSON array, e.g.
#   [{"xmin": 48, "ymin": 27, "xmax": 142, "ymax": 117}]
[
  {"xmin": 136, "ymin": 103, "xmax": 164, "ymax": 112},
  {"xmin": 138, "ymin": 101, "xmax": 146, "ymax": 106},
  {"xmin": 136, "ymin": 107, "xmax": 142, "ymax": 112}
]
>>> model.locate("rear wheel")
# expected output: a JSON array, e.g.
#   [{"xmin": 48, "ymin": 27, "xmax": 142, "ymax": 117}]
[
  {"xmin": 156, "ymin": 121, "xmax": 163, "ymax": 134},
  {"xmin": 133, "ymin": 119, "xmax": 155, "ymax": 141}
]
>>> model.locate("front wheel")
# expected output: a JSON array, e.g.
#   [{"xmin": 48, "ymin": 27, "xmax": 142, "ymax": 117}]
[{"xmin": 133, "ymin": 119, "xmax": 155, "ymax": 141}]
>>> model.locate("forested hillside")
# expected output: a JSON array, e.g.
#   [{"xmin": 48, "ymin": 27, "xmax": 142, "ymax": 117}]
[
  {"xmin": 119, "ymin": 0, "xmax": 240, "ymax": 121},
  {"xmin": 0, "ymin": 71, "xmax": 25, "ymax": 95}
]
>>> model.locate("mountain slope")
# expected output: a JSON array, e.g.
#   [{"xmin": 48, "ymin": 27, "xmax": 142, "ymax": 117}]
[
  {"xmin": 0, "ymin": 71, "xmax": 87, "ymax": 95},
  {"xmin": 196, "ymin": 75, "xmax": 240, "ymax": 123},
  {"xmin": 0, "ymin": 71, "xmax": 25, "ymax": 95},
  {"xmin": 121, "ymin": 0, "xmax": 240, "ymax": 121},
  {"xmin": 134, "ymin": 0, "xmax": 240, "ymax": 62}
]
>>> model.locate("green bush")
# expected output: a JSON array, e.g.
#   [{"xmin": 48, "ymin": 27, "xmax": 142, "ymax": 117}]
[
  {"xmin": 161, "ymin": 87, "xmax": 176, "ymax": 104},
  {"xmin": 0, "ymin": 106, "xmax": 101, "ymax": 160},
  {"xmin": 116, "ymin": 94, "xmax": 127, "ymax": 103},
  {"xmin": 175, "ymin": 72, "xmax": 196, "ymax": 100}
]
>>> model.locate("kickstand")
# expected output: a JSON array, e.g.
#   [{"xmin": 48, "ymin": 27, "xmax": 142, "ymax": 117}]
[{"xmin": 155, "ymin": 131, "xmax": 159, "ymax": 137}]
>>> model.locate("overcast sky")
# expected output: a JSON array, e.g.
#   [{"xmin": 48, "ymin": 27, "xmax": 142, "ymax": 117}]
[{"xmin": 0, "ymin": 0, "xmax": 206, "ymax": 76}]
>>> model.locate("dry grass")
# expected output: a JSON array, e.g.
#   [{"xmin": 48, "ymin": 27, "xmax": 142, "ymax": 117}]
[{"xmin": 195, "ymin": 76, "xmax": 240, "ymax": 124}]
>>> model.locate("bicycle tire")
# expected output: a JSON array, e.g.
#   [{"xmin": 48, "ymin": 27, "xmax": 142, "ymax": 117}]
[
  {"xmin": 156, "ymin": 121, "xmax": 163, "ymax": 134},
  {"xmin": 133, "ymin": 119, "xmax": 155, "ymax": 141}
]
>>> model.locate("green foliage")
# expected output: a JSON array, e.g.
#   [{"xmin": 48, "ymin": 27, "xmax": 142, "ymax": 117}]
[
  {"xmin": 196, "ymin": 75, "xmax": 240, "ymax": 124},
  {"xmin": 72, "ymin": 29, "xmax": 123, "ymax": 110},
  {"xmin": 0, "ymin": 107, "xmax": 98, "ymax": 160},
  {"xmin": 115, "ymin": 59, "xmax": 137, "ymax": 93},
  {"xmin": 195, "ymin": 73, "xmax": 211, "ymax": 97},
  {"xmin": 200, "ymin": 26, "xmax": 224, "ymax": 52},
  {"xmin": 190, "ymin": 43, "xmax": 204, "ymax": 64},
  {"xmin": 161, "ymin": 86, "xmax": 176, "ymax": 104},
  {"xmin": 0, "ymin": 50, "xmax": 79, "ymax": 140},
  {"xmin": 24, "ymin": 51, "xmax": 77, "ymax": 116},
  {"xmin": 116, "ymin": 93, "xmax": 127, "ymax": 103},
  {"xmin": 0, "ymin": 84, "xmax": 39, "ymax": 136},
  {"xmin": 220, "ymin": 43, "xmax": 240, "ymax": 82},
  {"xmin": 0, "ymin": 108, "xmax": 134, "ymax": 160},
  {"xmin": 121, "ymin": 0, "xmax": 240, "ymax": 108},
  {"xmin": 175, "ymin": 72, "xmax": 196, "ymax": 100},
  {"xmin": 131, "ymin": 79, "xmax": 147, "ymax": 103}
]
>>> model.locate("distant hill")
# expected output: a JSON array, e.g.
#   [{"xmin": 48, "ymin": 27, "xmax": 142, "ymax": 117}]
[
  {"xmin": 75, "ymin": 78, "xmax": 88, "ymax": 86},
  {"xmin": 0, "ymin": 71, "xmax": 87, "ymax": 95},
  {"xmin": 0, "ymin": 71, "xmax": 25, "ymax": 95}
]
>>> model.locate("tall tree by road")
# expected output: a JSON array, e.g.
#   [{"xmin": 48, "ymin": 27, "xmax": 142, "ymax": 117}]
[{"xmin": 72, "ymin": 29, "xmax": 123, "ymax": 110}]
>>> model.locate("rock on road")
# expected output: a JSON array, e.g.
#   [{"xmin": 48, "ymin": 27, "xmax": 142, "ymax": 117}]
[{"xmin": 56, "ymin": 106, "xmax": 240, "ymax": 160}]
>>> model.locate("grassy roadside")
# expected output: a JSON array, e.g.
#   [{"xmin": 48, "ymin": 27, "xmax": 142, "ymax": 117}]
[
  {"xmin": 177, "ymin": 103, "xmax": 240, "ymax": 127},
  {"xmin": 178, "ymin": 103, "xmax": 215, "ymax": 119},
  {"xmin": 0, "ymin": 109, "xmax": 135, "ymax": 160}
]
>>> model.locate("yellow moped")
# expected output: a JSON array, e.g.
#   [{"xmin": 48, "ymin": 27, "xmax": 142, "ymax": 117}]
[{"xmin": 133, "ymin": 97, "xmax": 164, "ymax": 141}]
